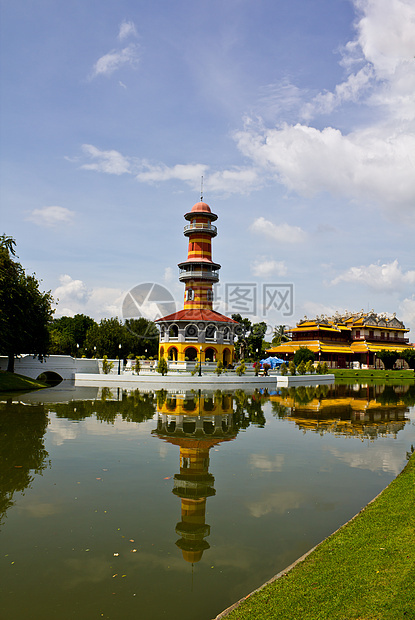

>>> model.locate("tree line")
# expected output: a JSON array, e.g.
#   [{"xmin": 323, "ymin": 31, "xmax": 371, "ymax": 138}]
[{"xmin": 0, "ymin": 235, "xmax": 159, "ymax": 370}]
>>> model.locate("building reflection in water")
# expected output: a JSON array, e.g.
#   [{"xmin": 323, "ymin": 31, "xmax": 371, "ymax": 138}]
[
  {"xmin": 152, "ymin": 390, "xmax": 237, "ymax": 564},
  {"xmin": 269, "ymin": 383, "xmax": 414, "ymax": 439}
]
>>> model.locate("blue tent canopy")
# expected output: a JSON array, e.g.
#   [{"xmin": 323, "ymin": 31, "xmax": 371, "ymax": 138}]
[{"xmin": 260, "ymin": 357, "xmax": 286, "ymax": 369}]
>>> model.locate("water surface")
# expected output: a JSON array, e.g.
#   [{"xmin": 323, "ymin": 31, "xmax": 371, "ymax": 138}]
[{"xmin": 1, "ymin": 382, "xmax": 414, "ymax": 620}]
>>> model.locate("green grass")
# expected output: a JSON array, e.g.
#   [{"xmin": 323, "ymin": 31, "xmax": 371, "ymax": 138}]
[
  {"xmin": 0, "ymin": 371, "xmax": 48, "ymax": 392},
  {"xmin": 333, "ymin": 368, "xmax": 414, "ymax": 379},
  {"xmin": 220, "ymin": 453, "xmax": 415, "ymax": 620}
]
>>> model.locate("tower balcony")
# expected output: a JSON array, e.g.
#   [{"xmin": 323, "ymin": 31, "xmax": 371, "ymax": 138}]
[
  {"xmin": 179, "ymin": 268, "xmax": 219, "ymax": 282},
  {"xmin": 184, "ymin": 222, "xmax": 217, "ymax": 236}
]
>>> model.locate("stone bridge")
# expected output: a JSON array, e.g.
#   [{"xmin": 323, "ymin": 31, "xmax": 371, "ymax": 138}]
[{"xmin": 0, "ymin": 355, "xmax": 100, "ymax": 382}]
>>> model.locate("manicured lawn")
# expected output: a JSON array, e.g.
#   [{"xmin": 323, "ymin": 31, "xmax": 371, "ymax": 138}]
[
  {"xmin": 0, "ymin": 371, "xmax": 48, "ymax": 392},
  {"xmin": 333, "ymin": 368, "xmax": 414, "ymax": 380},
  {"xmin": 219, "ymin": 453, "xmax": 415, "ymax": 620}
]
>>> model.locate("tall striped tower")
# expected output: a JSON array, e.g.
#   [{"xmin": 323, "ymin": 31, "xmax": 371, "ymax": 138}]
[
  {"xmin": 179, "ymin": 202, "xmax": 220, "ymax": 310},
  {"xmin": 156, "ymin": 200, "xmax": 237, "ymax": 366}
]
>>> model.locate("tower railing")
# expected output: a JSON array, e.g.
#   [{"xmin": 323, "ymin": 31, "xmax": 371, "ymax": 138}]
[
  {"xmin": 179, "ymin": 269, "xmax": 219, "ymax": 281},
  {"xmin": 184, "ymin": 223, "xmax": 217, "ymax": 234}
]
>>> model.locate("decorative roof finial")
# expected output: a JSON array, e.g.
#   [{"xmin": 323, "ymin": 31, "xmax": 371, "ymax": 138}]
[{"xmin": 200, "ymin": 175, "xmax": 204, "ymax": 202}]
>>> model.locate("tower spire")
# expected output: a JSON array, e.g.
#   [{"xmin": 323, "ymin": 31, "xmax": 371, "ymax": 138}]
[{"xmin": 200, "ymin": 175, "xmax": 204, "ymax": 202}]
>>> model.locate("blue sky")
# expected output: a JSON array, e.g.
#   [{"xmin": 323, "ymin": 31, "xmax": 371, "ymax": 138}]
[{"xmin": 1, "ymin": 0, "xmax": 414, "ymax": 338}]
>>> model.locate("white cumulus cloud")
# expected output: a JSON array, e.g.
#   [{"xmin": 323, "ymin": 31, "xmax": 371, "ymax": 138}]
[
  {"xmin": 234, "ymin": 0, "xmax": 415, "ymax": 218},
  {"xmin": 251, "ymin": 258, "xmax": 287, "ymax": 278},
  {"xmin": 250, "ymin": 216, "xmax": 307, "ymax": 244},
  {"xmin": 80, "ymin": 144, "xmax": 132, "ymax": 175},
  {"xmin": 26, "ymin": 206, "xmax": 74, "ymax": 227},
  {"xmin": 53, "ymin": 275, "xmax": 124, "ymax": 320},
  {"xmin": 331, "ymin": 259, "xmax": 415, "ymax": 291}
]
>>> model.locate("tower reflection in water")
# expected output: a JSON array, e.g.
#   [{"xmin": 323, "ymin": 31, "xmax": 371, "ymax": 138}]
[{"xmin": 152, "ymin": 390, "xmax": 237, "ymax": 564}]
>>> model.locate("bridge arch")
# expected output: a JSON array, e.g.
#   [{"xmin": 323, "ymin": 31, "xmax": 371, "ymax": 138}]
[{"xmin": 36, "ymin": 371, "xmax": 63, "ymax": 385}]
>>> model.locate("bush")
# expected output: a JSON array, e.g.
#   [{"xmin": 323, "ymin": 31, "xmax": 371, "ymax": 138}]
[
  {"xmin": 321, "ymin": 362, "xmax": 329, "ymax": 374},
  {"xmin": 253, "ymin": 361, "xmax": 260, "ymax": 376},
  {"xmin": 305, "ymin": 359, "xmax": 314, "ymax": 374},
  {"xmin": 288, "ymin": 360, "xmax": 296, "ymax": 375},
  {"xmin": 262, "ymin": 363, "xmax": 271, "ymax": 376},
  {"xmin": 215, "ymin": 360, "xmax": 224, "ymax": 375},
  {"xmin": 235, "ymin": 361, "xmax": 246, "ymax": 376},
  {"xmin": 134, "ymin": 356, "xmax": 140, "ymax": 374},
  {"xmin": 400, "ymin": 348, "xmax": 415, "ymax": 370},
  {"xmin": 156, "ymin": 357, "xmax": 168, "ymax": 376},
  {"xmin": 102, "ymin": 355, "xmax": 113, "ymax": 375},
  {"xmin": 293, "ymin": 347, "xmax": 315, "ymax": 365},
  {"xmin": 296, "ymin": 360, "xmax": 306, "ymax": 375},
  {"xmin": 280, "ymin": 363, "xmax": 288, "ymax": 375},
  {"xmin": 376, "ymin": 349, "xmax": 400, "ymax": 370},
  {"xmin": 315, "ymin": 362, "xmax": 322, "ymax": 374}
]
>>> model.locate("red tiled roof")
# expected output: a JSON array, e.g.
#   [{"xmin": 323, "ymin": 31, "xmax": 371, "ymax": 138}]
[{"xmin": 156, "ymin": 308, "xmax": 238, "ymax": 323}]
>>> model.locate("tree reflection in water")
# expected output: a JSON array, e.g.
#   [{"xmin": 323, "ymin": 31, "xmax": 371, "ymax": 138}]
[{"xmin": 0, "ymin": 401, "xmax": 49, "ymax": 527}]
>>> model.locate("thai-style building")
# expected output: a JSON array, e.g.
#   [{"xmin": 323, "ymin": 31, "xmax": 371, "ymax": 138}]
[
  {"xmin": 266, "ymin": 311, "xmax": 412, "ymax": 368},
  {"xmin": 156, "ymin": 201, "xmax": 237, "ymax": 366}
]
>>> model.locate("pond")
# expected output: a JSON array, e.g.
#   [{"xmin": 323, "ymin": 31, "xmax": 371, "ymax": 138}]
[{"xmin": 1, "ymin": 381, "xmax": 415, "ymax": 620}]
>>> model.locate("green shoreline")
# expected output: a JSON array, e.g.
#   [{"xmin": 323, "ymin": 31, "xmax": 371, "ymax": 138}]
[
  {"xmin": 215, "ymin": 452, "xmax": 415, "ymax": 620},
  {"xmin": 0, "ymin": 371, "xmax": 48, "ymax": 392}
]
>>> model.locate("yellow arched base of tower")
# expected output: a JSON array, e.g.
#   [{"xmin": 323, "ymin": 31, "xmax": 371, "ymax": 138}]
[{"xmin": 159, "ymin": 342, "xmax": 234, "ymax": 366}]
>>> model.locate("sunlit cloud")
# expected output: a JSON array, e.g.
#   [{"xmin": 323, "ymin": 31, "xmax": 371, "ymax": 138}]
[
  {"xmin": 53, "ymin": 274, "xmax": 124, "ymax": 320},
  {"xmin": 251, "ymin": 258, "xmax": 287, "ymax": 278},
  {"xmin": 331, "ymin": 259, "xmax": 415, "ymax": 291},
  {"xmin": 80, "ymin": 144, "xmax": 132, "ymax": 175},
  {"xmin": 26, "ymin": 206, "xmax": 74, "ymax": 227},
  {"xmin": 233, "ymin": 0, "xmax": 415, "ymax": 219},
  {"xmin": 250, "ymin": 217, "xmax": 307, "ymax": 244}
]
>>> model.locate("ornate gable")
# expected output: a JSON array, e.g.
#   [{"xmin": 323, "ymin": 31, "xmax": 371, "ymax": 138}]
[{"xmin": 387, "ymin": 317, "xmax": 405, "ymax": 329}]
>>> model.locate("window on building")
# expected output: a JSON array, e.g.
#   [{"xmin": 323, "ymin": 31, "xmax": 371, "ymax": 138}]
[
  {"xmin": 206, "ymin": 290, "xmax": 213, "ymax": 301},
  {"xmin": 169, "ymin": 325, "xmax": 178, "ymax": 338},
  {"xmin": 186, "ymin": 289, "xmax": 194, "ymax": 301}
]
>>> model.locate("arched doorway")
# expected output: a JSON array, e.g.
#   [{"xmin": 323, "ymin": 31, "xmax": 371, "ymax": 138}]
[
  {"xmin": 223, "ymin": 348, "xmax": 231, "ymax": 366},
  {"xmin": 204, "ymin": 347, "xmax": 216, "ymax": 362},
  {"xmin": 160, "ymin": 346, "xmax": 164, "ymax": 358},
  {"xmin": 168, "ymin": 347, "xmax": 178, "ymax": 361},
  {"xmin": 185, "ymin": 347, "xmax": 198, "ymax": 361}
]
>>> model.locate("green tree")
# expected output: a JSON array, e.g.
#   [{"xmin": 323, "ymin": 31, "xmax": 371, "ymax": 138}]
[
  {"xmin": 101, "ymin": 355, "xmax": 114, "ymax": 374},
  {"xmin": 215, "ymin": 360, "xmax": 224, "ymax": 375},
  {"xmin": 297, "ymin": 360, "xmax": 306, "ymax": 375},
  {"xmin": 49, "ymin": 314, "xmax": 96, "ymax": 356},
  {"xmin": 124, "ymin": 318, "xmax": 159, "ymax": 357},
  {"xmin": 156, "ymin": 357, "xmax": 168, "ymax": 376},
  {"xmin": 305, "ymin": 359, "xmax": 314, "ymax": 374},
  {"xmin": 293, "ymin": 347, "xmax": 315, "ymax": 365},
  {"xmin": 288, "ymin": 360, "xmax": 296, "ymax": 375},
  {"xmin": 376, "ymin": 349, "xmax": 400, "ymax": 370},
  {"xmin": 247, "ymin": 322, "xmax": 267, "ymax": 359},
  {"xmin": 232, "ymin": 314, "xmax": 269, "ymax": 360},
  {"xmin": 84, "ymin": 317, "xmax": 158, "ymax": 359},
  {"xmin": 0, "ymin": 235, "xmax": 54, "ymax": 372},
  {"xmin": 400, "ymin": 348, "xmax": 415, "ymax": 370},
  {"xmin": 271, "ymin": 325, "xmax": 290, "ymax": 346},
  {"xmin": 235, "ymin": 361, "xmax": 246, "ymax": 376}
]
